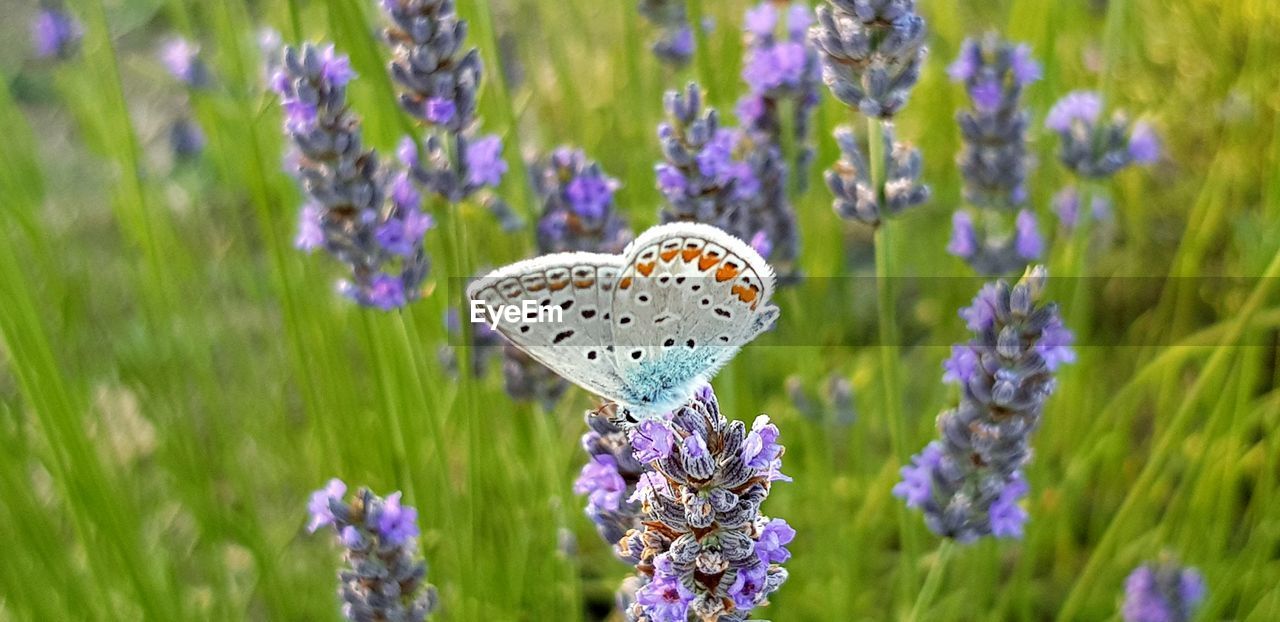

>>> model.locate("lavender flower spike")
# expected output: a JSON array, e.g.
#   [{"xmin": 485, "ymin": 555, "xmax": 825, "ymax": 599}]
[
  {"xmin": 274, "ymin": 43, "xmax": 431, "ymax": 309},
  {"xmin": 379, "ymin": 0, "xmax": 508, "ymax": 204},
  {"xmin": 306, "ymin": 480, "xmax": 438, "ymax": 621},
  {"xmin": 737, "ymin": 1, "xmax": 821, "ymax": 177},
  {"xmin": 617, "ymin": 386, "xmax": 792, "ymax": 621},
  {"xmin": 1122, "ymin": 558, "xmax": 1207, "ymax": 622},
  {"xmin": 657, "ymin": 83, "xmax": 801, "ymax": 280},
  {"xmin": 1047, "ymin": 90, "xmax": 1160, "ymax": 178},
  {"xmin": 894, "ymin": 266, "xmax": 1074, "ymax": 541},
  {"xmin": 534, "ymin": 147, "xmax": 633, "ymax": 255},
  {"xmin": 948, "ymin": 35, "xmax": 1044, "ymax": 274},
  {"xmin": 575, "ymin": 406, "xmax": 648, "ymax": 547},
  {"xmin": 826, "ymin": 123, "xmax": 929, "ymax": 226},
  {"xmin": 809, "ymin": 0, "xmax": 928, "ymax": 119}
]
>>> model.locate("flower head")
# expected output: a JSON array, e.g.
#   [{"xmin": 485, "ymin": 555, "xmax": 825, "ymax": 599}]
[
  {"xmin": 1048, "ymin": 92, "xmax": 1159, "ymax": 178},
  {"xmin": 574, "ymin": 454, "xmax": 627, "ymax": 513},
  {"xmin": 810, "ymin": 0, "xmax": 928, "ymax": 118},
  {"xmin": 1046, "ymin": 91, "xmax": 1103, "ymax": 132},
  {"xmin": 465, "ymin": 135, "xmax": 507, "ymax": 188},
  {"xmin": 307, "ymin": 478, "xmax": 347, "ymax": 532},
  {"xmin": 31, "ymin": 6, "xmax": 82, "ymax": 60},
  {"xmin": 1123, "ymin": 560, "xmax": 1206, "ymax": 622}
]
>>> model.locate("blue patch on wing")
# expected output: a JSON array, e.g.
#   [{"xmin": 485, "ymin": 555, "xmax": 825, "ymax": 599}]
[{"xmin": 618, "ymin": 348, "xmax": 716, "ymax": 415}]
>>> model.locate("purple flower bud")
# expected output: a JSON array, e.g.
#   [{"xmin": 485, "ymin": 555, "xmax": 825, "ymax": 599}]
[
  {"xmin": 755, "ymin": 518, "xmax": 795, "ymax": 564},
  {"xmin": 1128, "ymin": 120, "xmax": 1161, "ymax": 164},
  {"xmin": 158, "ymin": 37, "xmax": 206, "ymax": 86},
  {"xmin": 465, "ymin": 135, "xmax": 507, "ymax": 188},
  {"xmin": 318, "ymin": 44, "xmax": 355, "ymax": 87},
  {"xmin": 307, "ymin": 478, "xmax": 347, "ymax": 532},
  {"xmin": 1010, "ymin": 44, "xmax": 1042, "ymax": 85},
  {"xmin": 744, "ymin": 3, "xmax": 777, "ymax": 37},
  {"xmin": 988, "ymin": 475, "xmax": 1029, "ymax": 538},
  {"xmin": 1123, "ymin": 561, "xmax": 1206, "ymax": 622},
  {"xmin": 295, "ymin": 203, "xmax": 325, "ymax": 251},
  {"xmin": 30, "ymin": 7, "xmax": 82, "ymax": 60},
  {"xmin": 742, "ymin": 415, "xmax": 782, "ymax": 470},
  {"xmin": 1046, "ymin": 91, "xmax": 1102, "ymax": 133},
  {"xmin": 425, "ymin": 97, "xmax": 456, "ymax": 125},
  {"xmin": 970, "ymin": 79, "xmax": 1002, "ymax": 112},
  {"xmin": 892, "ymin": 442, "xmax": 943, "ymax": 508},
  {"xmin": 948, "ymin": 211, "xmax": 977, "ymax": 258},
  {"xmin": 635, "ymin": 572, "xmax": 694, "ymax": 622},
  {"xmin": 749, "ymin": 230, "xmax": 773, "ymax": 259},
  {"xmin": 727, "ymin": 563, "xmax": 768, "ymax": 609},
  {"xmin": 632, "ymin": 419, "xmax": 675, "ymax": 462},
  {"xmin": 376, "ymin": 491, "xmax": 419, "ymax": 546},
  {"xmin": 942, "ymin": 345, "xmax": 978, "ymax": 385},
  {"xmin": 574, "ymin": 454, "xmax": 627, "ymax": 513},
  {"xmin": 1014, "ymin": 210, "xmax": 1043, "ymax": 259}
]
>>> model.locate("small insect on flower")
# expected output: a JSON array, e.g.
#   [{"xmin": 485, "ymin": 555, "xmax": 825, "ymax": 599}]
[{"xmin": 306, "ymin": 480, "xmax": 438, "ymax": 621}]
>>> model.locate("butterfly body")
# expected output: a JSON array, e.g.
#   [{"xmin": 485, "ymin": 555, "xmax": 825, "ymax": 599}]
[{"xmin": 466, "ymin": 223, "xmax": 779, "ymax": 421}]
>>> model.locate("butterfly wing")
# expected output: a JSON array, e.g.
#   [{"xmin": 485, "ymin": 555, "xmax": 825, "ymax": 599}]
[
  {"xmin": 465, "ymin": 253, "xmax": 627, "ymax": 403},
  {"xmin": 608, "ymin": 223, "xmax": 780, "ymax": 415}
]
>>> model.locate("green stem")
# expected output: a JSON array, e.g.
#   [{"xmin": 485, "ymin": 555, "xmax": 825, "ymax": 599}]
[
  {"xmin": 686, "ymin": 0, "xmax": 714, "ymax": 94},
  {"xmin": 868, "ymin": 117, "xmax": 919, "ymax": 602},
  {"xmin": 908, "ymin": 540, "xmax": 955, "ymax": 621}
]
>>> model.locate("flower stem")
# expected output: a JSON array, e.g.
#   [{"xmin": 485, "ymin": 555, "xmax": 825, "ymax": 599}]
[
  {"xmin": 868, "ymin": 117, "xmax": 920, "ymax": 601},
  {"xmin": 908, "ymin": 540, "xmax": 955, "ymax": 621}
]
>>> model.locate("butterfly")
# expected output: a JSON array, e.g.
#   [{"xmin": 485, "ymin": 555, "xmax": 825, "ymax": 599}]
[{"xmin": 466, "ymin": 222, "xmax": 780, "ymax": 422}]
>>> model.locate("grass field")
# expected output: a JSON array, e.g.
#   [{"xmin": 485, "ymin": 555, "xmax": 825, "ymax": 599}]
[{"xmin": 2, "ymin": 0, "xmax": 1279, "ymax": 620}]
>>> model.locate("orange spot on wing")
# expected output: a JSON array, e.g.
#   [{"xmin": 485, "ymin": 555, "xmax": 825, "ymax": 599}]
[
  {"xmin": 637, "ymin": 262, "xmax": 655, "ymax": 276},
  {"xmin": 660, "ymin": 249, "xmax": 678, "ymax": 262},
  {"xmin": 681, "ymin": 248, "xmax": 700, "ymax": 262},
  {"xmin": 698, "ymin": 254, "xmax": 719, "ymax": 271},
  {"xmin": 527, "ymin": 283, "xmax": 546, "ymax": 292},
  {"xmin": 573, "ymin": 279, "xmax": 595, "ymax": 289},
  {"xmin": 716, "ymin": 264, "xmax": 740, "ymax": 283},
  {"xmin": 732, "ymin": 284, "xmax": 760, "ymax": 305},
  {"xmin": 619, "ymin": 277, "xmax": 632, "ymax": 290},
  {"xmin": 549, "ymin": 279, "xmax": 569, "ymax": 291}
]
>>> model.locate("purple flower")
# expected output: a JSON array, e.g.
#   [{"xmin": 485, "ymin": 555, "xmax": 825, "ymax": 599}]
[
  {"xmin": 668, "ymin": 26, "xmax": 694, "ymax": 59},
  {"xmin": 30, "ymin": 7, "xmax": 81, "ymax": 59},
  {"xmin": 655, "ymin": 164, "xmax": 687, "ymax": 197},
  {"xmin": 573, "ymin": 454, "xmax": 626, "ymax": 512},
  {"xmin": 159, "ymin": 37, "xmax": 204, "ymax": 86},
  {"xmin": 727, "ymin": 563, "xmax": 768, "ymax": 609},
  {"xmin": 281, "ymin": 99, "xmax": 318, "ymax": 133},
  {"xmin": 1037, "ymin": 316, "xmax": 1077, "ymax": 370},
  {"xmin": 565, "ymin": 174, "xmax": 615, "ymax": 220},
  {"xmin": 1010, "ymin": 44, "xmax": 1042, "ymax": 85},
  {"xmin": 755, "ymin": 518, "xmax": 795, "ymax": 564},
  {"xmin": 1014, "ymin": 209, "xmax": 1043, "ymax": 259},
  {"xmin": 425, "ymin": 97, "xmax": 456, "ymax": 125},
  {"xmin": 1123, "ymin": 562, "xmax": 1207, "ymax": 622},
  {"xmin": 1128, "ymin": 120, "xmax": 1161, "ymax": 164},
  {"xmin": 632, "ymin": 419, "xmax": 675, "ymax": 462},
  {"xmin": 744, "ymin": 3, "xmax": 778, "ymax": 37},
  {"xmin": 318, "ymin": 44, "xmax": 355, "ymax": 87},
  {"xmin": 786, "ymin": 4, "xmax": 813, "ymax": 37},
  {"xmin": 629, "ymin": 471, "xmax": 671, "ymax": 504},
  {"xmin": 1046, "ymin": 91, "xmax": 1102, "ymax": 132},
  {"xmin": 947, "ymin": 211, "xmax": 977, "ymax": 258},
  {"xmin": 681, "ymin": 433, "xmax": 709, "ymax": 460},
  {"xmin": 960, "ymin": 283, "xmax": 1001, "ymax": 331},
  {"xmin": 970, "ymin": 79, "xmax": 1002, "ymax": 112},
  {"xmin": 696, "ymin": 129, "xmax": 738, "ymax": 179},
  {"xmin": 635, "ymin": 573, "xmax": 694, "ymax": 622},
  {"xmin": 388, "ymin": 172, "xmax": 422, "ymax": 211},
  {"xmin": 307, "ymin": 478, "xmax": 347, "ymax": 532},
  {"xmin": 465, "ymin": 135, "xmax": 507, "ymax": 188},
  {"xmin": 736, "ymin": 94, "xmax": 766, "ymax": 125},
  {"xmin": 749, "ymin": 230, "xmax": 772, "ymax": 259},
  {"xmin": 339, "ymin": 525, "xmax": 364, "ymax": 548},
  {"xmin": 892, "ymin": 442, "xmax": 943, "ymax": 508},
  {"xmin": 354, "ymin": 273, "xmax": 407, "ymax": 310},
  {"xmin": 988, "ymin": 475, "xmax": 1029, "ymax": 538},
  {"xmin": 947, "ymin": 41, "xmax": 979, "ymax": 82},
  {"xmin": 295, "ymin": 203, "xmax": 325, "ymax": 251},
  {"xmin": 376, "ymin": 491, "xmax": 419, "ymax": 546},
  {"xmin": 1052, "ymin": 186, "xmax": 1111, "ymax": 228},
  {"xmin": 375, "ymin": 207, "xmax": 433, "ymax": 257},
  {"xmin": 942, "ymin": 345, "xmax": 978, "ymax": 385},
  {"xmin": 396, "ymin": 136, "xmax": 419, "ymax": 168},
  {"xmin": 742, "ymin": 414, "xmax": 782, "ymax": 470}
]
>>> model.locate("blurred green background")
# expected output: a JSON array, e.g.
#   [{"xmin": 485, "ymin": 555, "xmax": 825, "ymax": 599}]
[{"xmin": 2, "ymin": 0, "xmax": 1280, "ymax": 620}]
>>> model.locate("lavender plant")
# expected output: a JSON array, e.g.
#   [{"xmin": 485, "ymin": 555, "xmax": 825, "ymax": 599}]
[
  {"xmin": 656, "ymin": 83, "xmax": 800, "ymax": 279},
  {"xmin": 825, "ymin": 122, "xmax": 929, "ymax": 226},
  {"xmin": 1047, "ymin": 91, "xmax": 1160, "ymax": 179},
  {"xmin": 574, "ymin": 406, "xmax": 647, "ymax": 547},
  {"xmin": 809, "ymin": 0, "xmax": 927, "ymax": 119},
  {"xmin": 894, "ymin": 266, "xmax": 1074, "ymax": 541},
  {"xmin": 307, "ymin": 479, "xmax": 438, "ymax": 621},
  {"xmin": 30, "ymin": 2, "xmax": 82, "ymax": 61},
  {"xmin": 380, "ymin": 0, "xmax": 507, "ymax": 206},
  {"xmin": 737, "ymin": 1, "xmax": 821, "ymax": 177},
  {"xmin": 616, "ymin": 386, "xmax": 793, "ymax": 621},
  {"xmin": 274, "ymin": 44, "xmax": 431, "ymax": 309},
  {"xmin": 533, "ymin": 147, "xmax": 632, "ymax": 255},
  {"xmin": 945, "ymin": 35, "xmax": 1045, "ymax": 275},
  {"xmin": 638, "ymin": 0, "xmax": 694, "ymax": 66},
  {"xmin": 1122, "ymin": 559, "xmax": 1207, "ymax": 622}
]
